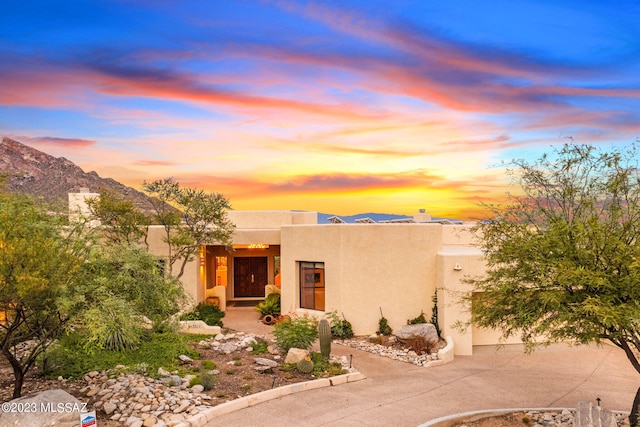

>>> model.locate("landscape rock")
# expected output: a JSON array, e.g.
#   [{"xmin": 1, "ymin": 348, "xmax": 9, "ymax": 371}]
[
  {"xmin": 178, "ymin": 354, "xmax": 193, "ymax": 364},
  {"xmin": 395, "ymin": 323, "xmax": 439, "ymax": 347},
  {"xmin": 0, "ymin": 389, "xmax": 83, "ymax": 427},
  {"xmin": 284, "ymin": 348, "xmax": 309, "ymax": 364},
  {"xmin": 220, "ymin": 342, "xmax": 238, "ymax": 353},
  {"xmin": 254, "ymin": 358, "xmax": 278, "ymax": 368},
  {"xmin": 103, "ymin": 402, "xmax": 117, "ymax": 415}
]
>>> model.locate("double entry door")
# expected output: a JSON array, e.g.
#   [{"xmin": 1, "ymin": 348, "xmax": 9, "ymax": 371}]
[{"xmin": 233, "ymin": 257, "xmax": 268, "ymax": 297}]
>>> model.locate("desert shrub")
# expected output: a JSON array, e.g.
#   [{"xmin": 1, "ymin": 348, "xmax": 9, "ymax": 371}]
[
  {"xmin": 431, "ymin": 289, "xmax": 442, "ymax": 337},
  {"xmin": 407, "ymin": 310, "xmax": 427, "ymax": 325},
  {"xmin": 310, "ymin": 352, "xmax": 346, "ymax": 377},
  {"xmin": 368, "ymin": 335, "xmax": 387, "ymax": 345},
  {"xmin": 180, "ymin": 303, "xmax": 225, "ymax": 327},
  {"xmin": 200, "ymin": 369, "xmax": 216, "ymax": 390},
  {"xmin": 201, "ymin": 360, "xmax": 216, "ymax": 370},
  {"xmin": 377, "ymin": 308, "xmax": 392, "ymax": 336},
  {"xmin": 255, "ymin": 293, "xmax": 281, "ymax": 316},
  {"xmin": 81, "ymin": 296, "xmax": 143, "ymax": 352},
  {"xmin": 403, "ymin": 336, "xmax": 428, "ymax": 354},
  {"xmin": 273, "ymin": 314, "xmax": 318, "ymax": 352},
  {"xmin": 327, "ymin": 311, "xmax": 354, "ymax": 339},
  {"xmin": 251, "ymin": 338, "xmax": 269, "ymax": 355}
]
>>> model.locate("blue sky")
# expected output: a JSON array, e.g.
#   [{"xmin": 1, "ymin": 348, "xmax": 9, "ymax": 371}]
[{"xmin": 1, "ymin": 0, "xmax": 639, "ymax": 218}]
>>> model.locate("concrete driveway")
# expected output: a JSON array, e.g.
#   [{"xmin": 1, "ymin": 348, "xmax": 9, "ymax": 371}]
[{"xmin": 207, "ymin": 310, "xmax": 638, "ymax": 427}]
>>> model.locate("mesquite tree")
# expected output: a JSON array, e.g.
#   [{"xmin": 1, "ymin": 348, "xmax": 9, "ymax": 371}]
[
  {"xmin": 465, "ymin": 144, "xmax": 640, "ymax": 424},
  {"xmin": 0, "ymin": 192, "xmax": 91, "ymax": 397}
]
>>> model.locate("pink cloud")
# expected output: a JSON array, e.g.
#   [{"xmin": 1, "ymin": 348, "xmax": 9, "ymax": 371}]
[{"xmin": 12, "ymin": 135, "xmax": 97, "ymax": 148}]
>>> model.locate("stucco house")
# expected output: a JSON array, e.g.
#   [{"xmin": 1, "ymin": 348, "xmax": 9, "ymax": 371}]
[{"xmin": 71, "ymin": 190, "xmax": 519, "ymax": 356}]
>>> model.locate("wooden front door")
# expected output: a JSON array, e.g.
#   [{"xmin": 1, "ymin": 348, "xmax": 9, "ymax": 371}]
[{"xmin": 233, "ymin": 257, "xmax": 268, "ymax": 297}]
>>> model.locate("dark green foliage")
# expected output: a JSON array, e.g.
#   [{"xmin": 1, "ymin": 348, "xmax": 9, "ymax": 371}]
[
  {"xmin": 255, "ymin": 293, "xmax": 281, "ymax": 316},
  {"xmin": 79, "ymin": 245, "xmax": 187, "ymax": 340},
  {"xmin": 200, "ymin": 368, "xmax": 216, "ymax": 390},
  {"xmin": 0, "ymin": 191, "xmax": 93, "ymax": 397},
  {"xmin": 327, "ymin": 311, "xmax": 354, "ymax": 339},
  {"xmin": 318, "ymin": 319, "xmax": 331, "ymax": 360},
  {"xmin": 377, "ymin": 308, "xmax": 392, "ymax": 336},
  {"xmin": 273, "ymin": 314, "xmax": 318, "ymax": 352},
  {"xmin": 431, "ymin": 290, "xmax": 442, "ymax": 337},
  {"xmin": 407, "ymin": 310, "xmax": 427, "ymax": 325},
  {"xmin": 180, "ymin": 303, "xmax": 225, "ymax": 327}
]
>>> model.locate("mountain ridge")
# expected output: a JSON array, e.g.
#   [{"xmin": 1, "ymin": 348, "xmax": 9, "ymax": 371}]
[{"xmin": 0, "ymin": 137, "xmax": 155, "ymax": 210}]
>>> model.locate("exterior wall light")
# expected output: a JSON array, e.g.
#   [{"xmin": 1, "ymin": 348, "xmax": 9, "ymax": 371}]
[
  {"xmin": 453, "ymin": 264, "xmax": 463, "ymax": 271},
  {"xmin": 248, "ymin": 244, "xmax": 269, "ymax": 249}
]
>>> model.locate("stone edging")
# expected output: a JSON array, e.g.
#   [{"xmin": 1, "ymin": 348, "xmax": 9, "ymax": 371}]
[
  {"xmin": 173, "ymin": 371, "xmax": 366, "ymax": 427},
  {"xmin": 416, "ymin": 407, "xmax": 630, "ymax": 427}
]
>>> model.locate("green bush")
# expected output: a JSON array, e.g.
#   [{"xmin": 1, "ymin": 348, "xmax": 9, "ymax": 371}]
[
  {"xmin": 327, "ymin": 311, "xmax": 354, "ymax": 339},
  {"xmin": 81, "ymin": 296, "xmax": 143, "ymax": 352},
  {"xmin": 201, "ymin": 360, "xmax": 216, "ymax": 370},
  {"xmin": 273, "ymin": 314, "xmax": 318, "ymax": 352},
  {"xmin": 407, "ymin": 310, "xmax": 427, "ymax": 325},
  {"xmin": 43, "ymin": 331, "xmax": 199, "ymax": 379},
  {"xmin": 251, "ymin": 338, "xmax": 269, "ymax": 355},
  {"xmin": 200, "ymin": 370, "xmax": 215, "ymax": 390},
  {"xmin": 310, "ymin": 352, "xmax": 346, "ymax": 377},
  {"xmin": 377, "ymin": 308, "xmax": 392, "ymax": 336},
  {"xmin": 255, "ymin": 293, "xmax": 281, "ymax": 316},
  {"xmin": 180, "ymin": 303, "xmax": 225, "ymax": 327}
]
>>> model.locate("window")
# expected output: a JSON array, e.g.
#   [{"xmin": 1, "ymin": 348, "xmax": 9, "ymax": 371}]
[
  {"xmin": 299, "ymin": 262, "xmax": 325, "ymax": 311},
  {"xmin": 215, "ymin": 256, "xmax": 228, "ymax": 287}
]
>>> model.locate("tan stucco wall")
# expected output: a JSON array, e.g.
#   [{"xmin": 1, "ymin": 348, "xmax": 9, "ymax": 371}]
[
  {"xmin": 280, "ymin": 224, "xmax": 443, "ymax": 336},
  {"xmin": 436, "ymin": 246, "xmax": 485, "ymax": 355},
  {"xmin": 227, "ymin": 210, "xmax": 317, "ymax": 229},
  {"xmin": 147, "ymin": 226, "xmax": 202, "ymax": 304},
  {"xmin": 68, "ymin": 191, "xmax": 100, "ymax": 225},
  {"xmin": 142, "ymin": 210, "xmax": 517, "ymax": 355}
]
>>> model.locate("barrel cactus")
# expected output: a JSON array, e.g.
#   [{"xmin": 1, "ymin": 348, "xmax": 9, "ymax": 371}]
[
  {"xmin": 296, "ymin": 356, "xmax": 314, "ymax": 374},
  {"xmin": 318, "ymin": 318, "xmax": 331, "ymax": 360}
]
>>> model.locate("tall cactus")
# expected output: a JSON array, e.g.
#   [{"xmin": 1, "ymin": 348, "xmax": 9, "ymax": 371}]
[{"xmin": 318, "ymin": 318, "xmax": 332, "ymax": 360}]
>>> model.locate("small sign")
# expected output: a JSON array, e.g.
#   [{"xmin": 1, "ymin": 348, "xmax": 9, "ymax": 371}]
[{"xmin": 81, "ymin": 411, "xmax": 97, "ymax": 427}]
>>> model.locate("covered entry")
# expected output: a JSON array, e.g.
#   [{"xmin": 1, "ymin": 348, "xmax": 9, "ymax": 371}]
[{"xmin": 203, "ymin": 244, "xmax": 281, "ymax": 303}]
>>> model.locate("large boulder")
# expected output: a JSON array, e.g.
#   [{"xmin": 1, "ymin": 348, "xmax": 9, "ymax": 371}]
[
  {"xmin": 0, "ymin": 389, "xmax": 86, "ymax": 427},
  {"xmin": 395, "ymin": 324, "xmax": 439, "ymax": 348},
  {"xmin": 284, "ymin": 348, "xmax": 309, "ymax": 364}
]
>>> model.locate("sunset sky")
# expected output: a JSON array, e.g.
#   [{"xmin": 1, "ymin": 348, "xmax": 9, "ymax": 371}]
[{"xmin": 1, "ymin": 1, "xmax": 639, "ymax": 219}]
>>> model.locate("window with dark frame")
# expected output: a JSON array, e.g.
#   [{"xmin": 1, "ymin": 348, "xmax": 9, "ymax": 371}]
[{"xmin": 299, "ymin": 261, "xmax": 325, "ymax": 311}]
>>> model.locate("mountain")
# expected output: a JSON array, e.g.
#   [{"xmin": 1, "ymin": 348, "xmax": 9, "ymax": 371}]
[{"xmin": 0, "ymin": 137, "xmax": 155, "ymax": 210}]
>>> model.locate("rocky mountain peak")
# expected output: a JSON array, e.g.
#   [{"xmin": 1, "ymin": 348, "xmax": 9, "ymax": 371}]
[{"xmin": 0, "ymin": 137, "xmax": 157, "ymax": 211}]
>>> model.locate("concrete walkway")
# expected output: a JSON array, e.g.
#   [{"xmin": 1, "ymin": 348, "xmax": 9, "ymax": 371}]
[{"xmin": 207, "ymin": 308, "xmax": 639, "ymax": 427}]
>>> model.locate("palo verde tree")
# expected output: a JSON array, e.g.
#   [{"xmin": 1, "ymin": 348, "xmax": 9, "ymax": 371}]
[
  {"xmin": 0, "ymin": 191, "xmax": 92, "ymax": 397},
  {"xmin": 142, "ymin": 178, "xmax": 235, "ymax": 279},
  {"xmin": 465, "ymin": 144, "xmax": 640, "ymax": 423}
]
